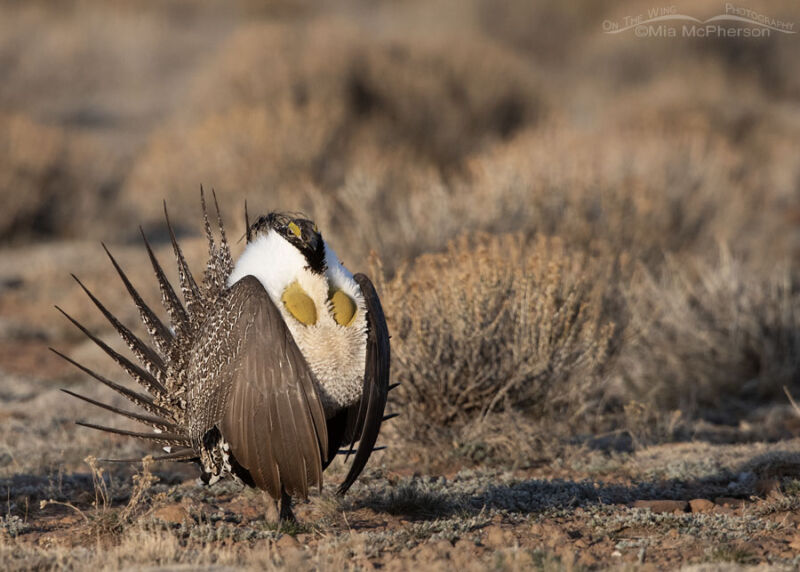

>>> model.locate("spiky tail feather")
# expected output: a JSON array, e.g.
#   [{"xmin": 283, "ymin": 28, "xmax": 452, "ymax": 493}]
[{"xmin": 55, "ymin": 190, "xmax": 234, "ymax": 459}]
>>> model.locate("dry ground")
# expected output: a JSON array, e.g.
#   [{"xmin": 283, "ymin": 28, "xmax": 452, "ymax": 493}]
[{"xmin": 1, "ymin": 0, "xmax": 800, "ymax": 569}]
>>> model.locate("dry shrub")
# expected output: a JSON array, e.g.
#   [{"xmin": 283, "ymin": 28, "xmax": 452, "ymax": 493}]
[
  {"xmin": 379, "ymin": 233, "xmax": 615, "ymax": 441},
  {"xmin": 0, "ymin": 114, "xmax": 114, "ymax": 242},
  {"xmin": 614, "ymin": 248, "xmax": 800, "ymax": 419},
  {"xmin": 459, "ymin": 124, "xmax": 790, "ymax": 270},
  {"xmin": 120, "ymin": 18, "xmax": 544, "ymax": 245}
]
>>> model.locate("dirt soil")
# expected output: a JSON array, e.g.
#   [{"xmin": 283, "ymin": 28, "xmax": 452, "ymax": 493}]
[{"xmin": 2, "ymin": 314, "xmax": 800, "ymax": 570}]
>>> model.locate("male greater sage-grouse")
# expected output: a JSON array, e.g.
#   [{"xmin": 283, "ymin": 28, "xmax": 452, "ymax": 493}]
[{"xmin": 53, "ymin": 191, "xmax": 392, "ymax": 522}]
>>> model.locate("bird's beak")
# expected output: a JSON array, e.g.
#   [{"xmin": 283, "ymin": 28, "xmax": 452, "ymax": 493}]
[{"xmin": 306, "ymin": 232, "xmax": 322, "ymax": 252}]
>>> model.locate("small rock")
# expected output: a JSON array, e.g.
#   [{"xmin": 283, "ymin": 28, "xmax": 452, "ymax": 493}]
[
  {"xmin": 714, "ymin": 497, "xmax": 745, "ymax": 508},
  {"xmin": 755, "ymin": 478, "xmax": 782, "ymax": 498},
  {"xmin": 152, "ymin": 504, "xmax": 191, "ymax": 525},
  {"xmin": 667, "ymin": 528, "xmax": 679, "ymax": 539},
  {"xmin": 236, "ymin": 503, "xmax": 263, "ymax": 522},
  {"xmin": 52, "ymin": 514, "xmax": 81, "ymax": 527},
  {"xmin": 484, "ymin": 524, "xmax": 508, "ymax": 548},
  {"xmin": 414, "ymin": 545, "xmax": 439, "ymax": 562},
  {"xmin": 789, "ymin": 536, "xmax": 800, "ymax": 551},
  {"xmin": 632, "ymin": 500, "xmax": 688, "ymax": 513},
  {"xmin": 432, "ymin": 539, "xmax": 452, "ymax": 556},
  {"xmin": 277, "ymin": 534, "xmax": 301, "ymax": 550},
  {"xmin": 689, "ymin": 499, "xmax": 714, "ymax": 513}
]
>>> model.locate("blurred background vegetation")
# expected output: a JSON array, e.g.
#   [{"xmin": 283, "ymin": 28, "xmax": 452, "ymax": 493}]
[{"xmin": 0, "ymin": 0, "xmax": 799, "ymax": 470}]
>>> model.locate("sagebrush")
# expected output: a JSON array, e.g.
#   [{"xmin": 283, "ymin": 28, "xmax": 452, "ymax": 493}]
[{"xmin": 379, "ymin": 233, "xmax": 615, "ymax": 440}]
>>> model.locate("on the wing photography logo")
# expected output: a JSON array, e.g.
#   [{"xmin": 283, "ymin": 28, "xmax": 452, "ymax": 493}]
[{"xmin": 602, "ymin": 4, "xmax": 795, "ymax": 38}]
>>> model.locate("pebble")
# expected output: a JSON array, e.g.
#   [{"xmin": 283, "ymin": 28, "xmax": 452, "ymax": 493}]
[
  {"xmin": 483, "ymin": 524, "xmax": 508, "ymax": 548},
  {"xmin": 755, "ymin": 478, "xmax": 782, "ymax": 498},
  {"xmin": 689, "ymin": 498, "xmax": 714, "ymax": 513},
  {"xmin": 632, "ymin": 500, "xmax": 688, "ymax": 513},
  {"xmin": 714, "ymin": 497, "xmax": 745, "ymax": 508},
  {"xmin": 277, "ymin": 534, "xmax": 301, "ymax": 550},
  {"xmin": 152, "ymin": 504, "xmax": 191, "ymax": 525}
]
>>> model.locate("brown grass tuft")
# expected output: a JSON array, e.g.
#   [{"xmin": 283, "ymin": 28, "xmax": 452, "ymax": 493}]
[
  {"xmin": 0, "ymin": 114, "xmax": 114, "ymax": 242},
  {"xmin": 613, "ymin": 248, "xmax": 800, "ymax": 420},
  {"xmin": 379, "ymin": 233, "xmax": 615, "ymax": 440}
]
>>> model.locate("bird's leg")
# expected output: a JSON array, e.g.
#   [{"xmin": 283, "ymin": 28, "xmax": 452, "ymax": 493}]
[
  {"xmin": 263, "ymin": 491, "xmax": 280, "ymax": 524},
  {"xmin": 279, "ymin": 487, "xmax": 296, "ymax": 523}
]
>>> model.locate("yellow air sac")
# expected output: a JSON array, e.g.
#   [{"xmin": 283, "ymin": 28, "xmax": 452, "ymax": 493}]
[
  {"xmin": 281, "ymin": 282, "xmax": 317, "ymax": 325},
  {"xmin": 330, "ymin": 289, "xmax": 357, "ymax": 327}
]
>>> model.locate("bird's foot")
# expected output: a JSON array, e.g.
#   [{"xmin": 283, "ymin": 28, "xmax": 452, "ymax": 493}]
[{"xmin": 279, "ymin": 489, "xmax": 296, "ymax": 523}]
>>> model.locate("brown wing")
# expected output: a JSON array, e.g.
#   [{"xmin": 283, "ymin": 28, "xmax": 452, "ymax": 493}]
[
  {"xmin": 337, "ymin": 273, "xmax": 391, "ymax": 495},
  {"xmin": 215, "ymin": 276, "xmax": 328, "ymax": 499}
]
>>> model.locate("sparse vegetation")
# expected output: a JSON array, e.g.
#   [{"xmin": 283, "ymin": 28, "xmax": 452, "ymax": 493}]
[
  {"xmin": 613, "ymin": 249, "xmax": 800, "ymax": 420},
  {"xmin": 380, "ymin": 233, "xmax": 615, "ymax": 441},
  {"xmin": 1, "ymin": 0, "xmax": 799, "ymax": 568}
]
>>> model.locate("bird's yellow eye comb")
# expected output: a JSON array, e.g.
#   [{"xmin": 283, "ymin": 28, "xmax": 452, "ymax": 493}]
[{"xmin": 288, "ymin": 221, "xmax": 302, "ymax": 239}]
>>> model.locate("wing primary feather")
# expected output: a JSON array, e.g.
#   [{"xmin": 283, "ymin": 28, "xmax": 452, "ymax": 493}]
[
  {"xmin": 388, "ymin": 382, "xmax": 400, "ymax": 392},
  {"xmin": 274, "ymin": 386, "xmax": 309, "ymax": 498},
  {"xmin": 76, "ymin": 421, "xmax": 190, "ymax": 446},
  {"xmin": 140, "ymin": 227, "xmax": 190, "ymax": 334},
  {"xmin": 102, "ymin": 243, "xmax": 174, "ymax": 356},
  {"xmin": 382, "ymin": 413, "xmax": 399, "ymax": 422},
  {"xmin": 54, "ymin": 306, "xmax": 167, "ymax": 396},
  {"xmin": 70, "ymin": 274, "xmax": 166, "ymax": 380},
  {"xmin": 50, "ymin": 347, "xmax": 172, "ymax": 418},
  {"xmin": 344, "ymin": 400, "xmax": 367, "ymax": 463},
  {"xmin": 338, "ymin": 273, "xmax": 390, "ymax": 495},
  {"xmin": 61, "ymin": 389, "xmax": 176, "ymax": 432},
  {"xmin": 216, "ymin": 276, "xmax": 327, "ymax": 500}
]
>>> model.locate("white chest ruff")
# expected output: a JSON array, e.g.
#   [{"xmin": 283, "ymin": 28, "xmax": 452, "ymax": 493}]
[
  {"xmin": 227, "ymin": 232, "xmax": 368, "ymax": 416},
  {"xmin": 287, "ymin": 310, "xmax": 367, "ymax": 414}
]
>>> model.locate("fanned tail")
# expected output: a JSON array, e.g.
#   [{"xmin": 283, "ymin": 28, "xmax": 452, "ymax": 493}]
[
  {"xmin": 164, "ymin": 201, "xmax": 204, "ymax": 320},
  {"xmin": 70, "ymin": 274, "xmax": 166, "ymax": 385},
  {"xmin": 55, "ymin": 306, "xmax": 167, "ymax": 397},
  {"xmin": 201, "ymin": 187, "xmax": 234, "ymax": 298},
  {"xmin": 212, "ymin": 190, "xmax": 234, "ymax": 277},
  {"xmin": 102, "ymin": 243, "xmax": 174, "ymax": 357},
  {"xmin": 140, "ymin": 226, "xmax": 191, "ymax": 339},
  {"xmin": 75, "ymin": 422, "xmax": 191, "ymax": 447},
  {"xmin": 61, "ymin": 389, "xmax": 178, "ymax": 433},
  {"xmin": 100, "ymin": 448, "xmax": 199, "ymax": 463},
  {"xmin": 50, "ymin": 348, "xmax": 172, "ymax": 419},
  {"xmin": 55, "ymin": 191, "xmax": 236, "ymax": 463}
]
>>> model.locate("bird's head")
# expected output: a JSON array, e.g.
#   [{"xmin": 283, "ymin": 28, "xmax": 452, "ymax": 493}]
[{"xmin": 248, "ymin": 212, "xmax": 326, "ymax": 274}]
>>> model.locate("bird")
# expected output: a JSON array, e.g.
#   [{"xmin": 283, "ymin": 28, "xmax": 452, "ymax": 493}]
[{"xmin": 52, "ymin": 190, "xmax": 393, "ymax": 522}]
